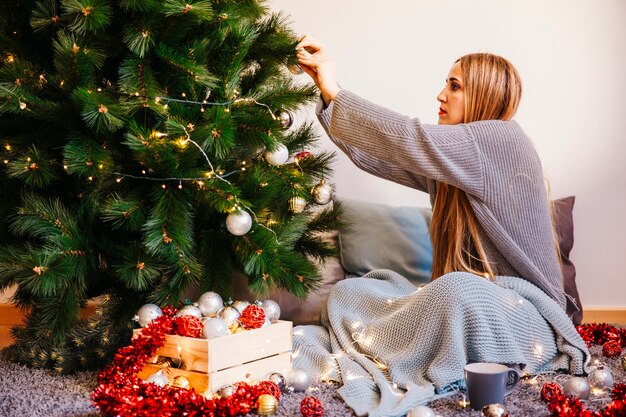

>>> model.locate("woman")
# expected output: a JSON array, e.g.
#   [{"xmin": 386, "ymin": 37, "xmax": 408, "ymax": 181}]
[{"xmin": 291, "ymin": 37, "xmax": 589, "ymax": 416}]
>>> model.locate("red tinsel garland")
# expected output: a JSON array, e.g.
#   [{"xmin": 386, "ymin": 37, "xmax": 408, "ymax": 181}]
[
  {"xmin": 92, "ymin": 306, "xmax": 275, "ymax": 417},
  {"xmin": 542, "ymin": 323, "xmax": 626, "ymax": 417}
]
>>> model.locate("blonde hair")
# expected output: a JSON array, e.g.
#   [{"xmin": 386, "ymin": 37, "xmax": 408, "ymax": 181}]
[{"xmin": 430, "ymin": 53, "xmax": 522, "ymax": 281}]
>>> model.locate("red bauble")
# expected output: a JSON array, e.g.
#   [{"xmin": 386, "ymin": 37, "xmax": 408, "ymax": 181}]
[
  {"xmin": 603, "ymin": 339, "xmax": 623, "ymax": 358},
  {"xmin": 300, "ymin": 396, "xmax": 324, "ymax": 417},
  {"xmin": 239, "ymin": 304, "xmax": 266, "ymax": 329},
  {"xmin": 257, "ymin": 380, "xmax": 281, "ymax": 400},
  {"xmin": 173, "ymin": 315, "xmax": 204, "ymax": 338},
  {"xmin": 294, "ymin": 151, "xmax": 313, "ymax": 165},
  {"xmin": 541, "ymin": 382, "xmax": 563, "ymax": 402}
]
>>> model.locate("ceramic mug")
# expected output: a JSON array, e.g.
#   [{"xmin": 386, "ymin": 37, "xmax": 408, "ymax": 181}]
[{"xmin": 464, "ymin": 362, "xmax": 520, "ymax": 410}]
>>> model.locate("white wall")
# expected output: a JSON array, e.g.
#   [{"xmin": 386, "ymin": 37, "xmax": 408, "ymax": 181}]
[{"xmin": 269, "ymin": 0, "xmax": 626, "ymax": 308}]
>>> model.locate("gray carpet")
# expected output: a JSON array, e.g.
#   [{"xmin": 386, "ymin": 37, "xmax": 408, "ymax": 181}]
[{"xmin": 0, "ymin": 344, "xmax": 623, "ymax": 417}]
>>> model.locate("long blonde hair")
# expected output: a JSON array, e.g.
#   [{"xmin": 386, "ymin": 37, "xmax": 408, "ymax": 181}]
[{"xmin": 430, "ymin": 53, "xmax": 522, "ymax": 281}]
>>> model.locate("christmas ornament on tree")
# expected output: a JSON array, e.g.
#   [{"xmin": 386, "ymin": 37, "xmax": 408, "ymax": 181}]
[
  {"xmin": 300, "ymin": 396, "xmax": 324, "ymax": 417},
  {"xmin": 135, "ymin": 304, "xmax": 163, "ymax": 327},
  {"xmin": 276, "ymin": 110, "xmax": 294, "ymax": 129},
  {"xmin": 261, "ymin": 299, "xmax": 281, "ymax": 322},
  {"xmin": 264, "ymin": 143, "xmax": 290, "ymax": 166},
  {"xmin": 289, "ymin": 196, "xmax": 307, "ymax": 213},
  {"xmin": 257, "ymin": 394, "xmax": 279, "ymax": 416},
  {"xmin": 202, "ymin": 317, "xmax": 229, "ymax": 339},
  {"xmin": 239, "ymin": 304, "xmax": 266, "ymax": 329},
  {"xmin": 287, "ymin": 63, "xmax": 304, "ymax": 75},
  {"xmin": 563, "ymin": 377, "xmax": 590, "ymax": 399},
  {"xmin": 226, "ymin": 210, "xmax": 253, "ymax": 236},
  {"xmin": 482, "ymin": 403, "xmax": 509, "ymax": 417},
  {"xmin": 588, "ymin": 366, "xmax": 614, "ymax": 391},
  {"xmin": 197, "ymin": 292, "xmax": 224, "ymax": 317},
  {"xmin": 311, "ymin": 179, "xmax": 333, "ymax": 205},
  {"xmin": 407, "ymin": 405, "xmax": 436, "ymax": 417},
  {"xmin": 286, "ymin": 368, "xmax": 311, "ymax": 392},
  {"xmin": 294, "ymin": 151, "xmax": 313, "ymax": 165}
]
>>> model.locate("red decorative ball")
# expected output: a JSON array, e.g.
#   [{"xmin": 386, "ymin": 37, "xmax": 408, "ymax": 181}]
[
  {"xmin": 173, "ymin": 315, "xmax": 204, "ymax": 338},
  {"xmin": 300, "ymin": 396, "xmax": 324, "ymax": 417},
  {"xmin": 257, "ymin": 380, "xmax": 281, "ymax": 400},
  {"xmin": 603, "ymin": 339, "xmax": 623, "ymax": 358},
  {"xmin": 294, "ymin": 151, "xmax": 313, "ymax": 165},
  {"xmin": 541, "ymin": 382, "xmax": 563, "ymax": 402},
  {"xmin": 239, "ymin": 304, "xmax": 266, "ymax": 329}
]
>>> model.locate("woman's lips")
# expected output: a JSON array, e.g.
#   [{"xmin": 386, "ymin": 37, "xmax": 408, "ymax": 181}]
[{"xmin": 438, "ymin": 107, "xmax": 446, "ymax": 115}]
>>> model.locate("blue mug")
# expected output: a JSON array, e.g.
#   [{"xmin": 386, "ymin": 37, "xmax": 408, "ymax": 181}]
[{"xmin": 464, "ymin": 362, "xmax": 520, "ymax": 410}]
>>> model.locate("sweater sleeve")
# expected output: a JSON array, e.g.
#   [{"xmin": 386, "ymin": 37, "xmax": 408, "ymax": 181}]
[{"xmin": 320, "ymin": 89, "xmax": 485, "ymax": 200}]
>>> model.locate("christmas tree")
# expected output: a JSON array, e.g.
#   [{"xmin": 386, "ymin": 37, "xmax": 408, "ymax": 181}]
[{"xmin": 0, "ymin": 0, "xmax": 341, "ymax": 373}]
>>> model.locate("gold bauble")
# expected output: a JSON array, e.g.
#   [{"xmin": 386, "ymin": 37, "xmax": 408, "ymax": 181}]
[
  {"xmin": 172, "ymin": 375, "xmax": 190, "ymax": 389},
  {"xmin": 257, "ymin": 393, "xmax": 278, "ymax": 416},
  {"xmin": 621, "ymin": 355, "xmax": 626, "ymax": 371},
  {"xmin": 288, "ymin": 196, "xmax": 307, "ymax": 213}
]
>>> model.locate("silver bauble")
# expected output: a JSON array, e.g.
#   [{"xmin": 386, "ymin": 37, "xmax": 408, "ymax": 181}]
[
  {"xmin": 311, "ymin": 180, "xmax": 333, "ymax": 205},
  {"xmin": 286, "ymin": 367, "xmax": 311, "ymax": 392},
  {"xmin": 563, "ymin": 376, "xmax": 590, "ymax": 399},
  {"xmin": 136, "ymin": 303, "xmax": 163, "ymax": 327},
  {"xmin": 267, "ymin": 372, "xmax": 286, "ymax": 391},
  {"xmin": 202, "ymin": 317, "xmax": 229, "ymax": 339},
  {"xmin": 218, "ymin": 385, "xmax": 237, "ymax": 398},
  {"xmin": 262, "ymin": 317, "xmax": 271, "ymax": 327},
  {"xmin": 407, "ymin": 405, "xmax": 436, "ymax": 417},
  {"xmin": 197, "ymin": 292, "xmax": 223, "ymax": 317},
  {"xmin": 288, "ymin": 196, "xmax": 307, "ymax": 213},
  {"xmin": 231, "ymin": 300, "xmax": 250, "ymax": 313},
  {"xmin": 277, "ymin": 110, "xmax": 293, "ymax": 129},
  {"xmin": 260, "ymin": 299, "xmax": 281, "ymax": 322},
  {"xmin": 287, "ymin": 63, "xmax": 304, "ymax": 75},
  {"xmin": 482, "ymin": 403, "xmax": 509, "ymax": 417},
  {"xmin": 226, "ymin": 210, "xmax": 252, "ymax": 236},
  {"xmin": 175, "ymin": 304, "xmax": 203, "ymax": 320},
  {"xmin": 217, "ymin": 306, "xmax": 241, "ymax": 327},
  {"xmin": 264, "ymin": 143, "xmax": 289, "ymax": 166},
  {"xmin": 146, "ymin": 370, "xmax": 169, "ymax": 387},
  {"xmin": 588, "ymin": 367, "xmax": 614, "ymax": 390}
]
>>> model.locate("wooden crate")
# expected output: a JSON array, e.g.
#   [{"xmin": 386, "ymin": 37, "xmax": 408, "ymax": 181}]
[{"xmin": 134, "ymin": 320, "xmax": 293, "ymax": 394}]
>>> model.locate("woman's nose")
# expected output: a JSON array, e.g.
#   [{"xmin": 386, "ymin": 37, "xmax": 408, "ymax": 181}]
[{"xmin": 437, "ymin": 90, "xmax": 446, "ymax": 103}]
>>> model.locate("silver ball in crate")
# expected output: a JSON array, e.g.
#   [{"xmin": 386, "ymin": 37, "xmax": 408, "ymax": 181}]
[
  {"xmin": 276, "ymin": 110, "xmax": 294, "ymax": 129},
  {"xmin": 563, "ymin": 376, "xmax": 590, "ymax": 399},
  {"xmin": 218, "ymin": 385, "xmax": 237, "ymax": 398},
  {"xmin": 135, "ymin": 303, "xmax": 162, "ymax": 327},
  {"xmin": 197, "ymin": 291, "xmax": 223, "ymax": 317},
  {"xmin": 267, "ymin": 372, "xmax": 286, "ymax": 392},
  {"xmin": 588, "ymin": 366, "xmax": 614, "ymax": 390},
  {"xmin": 260, "ymin": 299, "xmax": 281, "ymax": 322},
  {"xmin": 175, "ymin": 304, "xmax": 203, "ymax": 320},
  {"xmin": 217, "ymin": 306, "xmax": 241, "ymax": 328},
  {"xmin": 202, "ymin": 317, "xmax": 229, "ymax": 339},
  {"xmin": 264, "ymin": 143, "xmax": 289, "ymax": 166},
  {"xmin": 407, "ymin": 405, "xmax": 437, "ymax": 417},
  {"xmin": 289, "ymin": 196, "xmax": 307, "ymax": 213},
  {"xmin": 146, "ymin": 370, "xmax": 169, "ymax": 387},
  {"xmin": 482, "ymin": 403, "xmax": 509, "ymax": 417},
  {"xmin": 311, "ymin": 179, "xmax": 333, "ymax": 205},
  {"xmin": 287, "ymin": 63, "xmax": 304, "ymax": 75},
  {"xmin": 226, "ymin": 210, "xmax": 252, "ymax": 236},
  {"xmin": 232, "ymin": 300, "xmax": 250, "ymax": 313},
  {"xmin": 262, "ymin": 317, "xmax": 271, "ymax": 327},
  {"xmin": 286, "ymin": 367, "xmax": 311, "ymax": 392}
]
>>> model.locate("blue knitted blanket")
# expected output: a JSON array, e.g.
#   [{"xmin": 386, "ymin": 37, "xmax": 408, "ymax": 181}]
[{"xmin": 292, "ymin": 270, "xmax": 590, "ymax": 417}]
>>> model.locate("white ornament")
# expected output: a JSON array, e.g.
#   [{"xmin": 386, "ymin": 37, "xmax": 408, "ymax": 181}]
[
  {"xmin": 146, "ymin": 370, "xmax": 169, "ymax": 387},
  {"xmin": 217, "ymin": 306, "xmax": 241, "ymax": 327},
  {"xmin": 202, "ymin": 317, "xmax": 229, "ymax": 339},
  {"xmin": 311, "ymin": 180, "xmax": 333, "ymax": 205},
  {"xmin": 226, "ymin": 210, "xmax": 252, "ymax": 236},
  {"xmin": 231, "ymin": 300, "xmax": 250, "ymax": 313},
  {"xmin": 563, "ymin": 376, "xmax": 590, "ymax": 399},
  {"xmin": 277, "ymin": 110, "xmax": 293, "ymax": 129},
  {"xmin": 264, "ymin": 143, "xmax": 289, "ymax": 166},
  {"xmin": 135, "ymin": 303, "xmax": 162, "ymax": 327},
  {"xmin": 175, "ymin": 304, "xmax": 203, "ymax": 320},
  {"xmin": 588, "ymin": 367, "xmax": 614, "ymax": 390},
  {"xmin": 260, "ymin": 299, "xmax": 281, "ymax": 322},
  {"xmin": 197, "ymin": 292, "xmax": 223, "ymax": 317},
  {"xmin": 407, "ymin": 405, "xmax": 436, "ymax": 417},
  {"xmin": 286, "ymin": 367, "xmax": 310, "ymax": 392}
]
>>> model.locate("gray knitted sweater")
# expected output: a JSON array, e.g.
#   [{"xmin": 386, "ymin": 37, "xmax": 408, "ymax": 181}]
[{"xmin": 316, "ymin": 89, "xmax": 573, "ymax": 312}]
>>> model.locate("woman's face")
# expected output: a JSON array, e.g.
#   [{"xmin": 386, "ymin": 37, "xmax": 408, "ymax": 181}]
[{"xmin": 437, "ymin": 62, "xmax": 465, "ymax": 125}]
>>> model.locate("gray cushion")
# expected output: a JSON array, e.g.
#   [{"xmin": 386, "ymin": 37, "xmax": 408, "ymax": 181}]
[{"xmin": 338, "ymin": 199, "xmax": 433, "ymax": 285}]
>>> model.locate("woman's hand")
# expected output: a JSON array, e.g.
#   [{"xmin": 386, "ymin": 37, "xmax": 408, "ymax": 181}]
[{"xmin": 296, "ymin": 36, "xmax": 341, "ymax": 106}]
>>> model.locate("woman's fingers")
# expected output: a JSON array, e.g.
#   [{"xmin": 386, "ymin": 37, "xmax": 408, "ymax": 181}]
[{"xmin": 296, "ymin": 35, "xmax": 323, "ymax": 53}]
